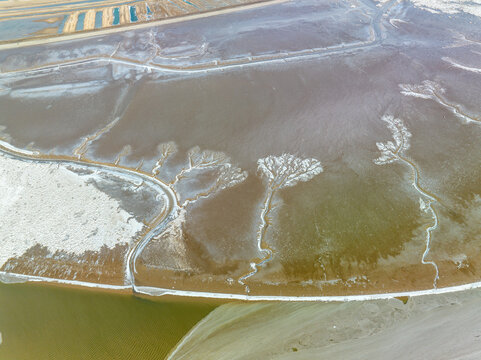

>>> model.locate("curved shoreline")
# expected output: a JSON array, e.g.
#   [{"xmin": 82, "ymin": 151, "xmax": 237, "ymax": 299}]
[
  {"xmin": 1, "ymin": 142, "xmax": 481, "ymax": 301},
  {"xmin": 0, "ymin": 141, "xmax": 178, "ymax": 288},
  {"xmin": 3, "ymin": 270, "xmax": 481, "ymax": 302}
]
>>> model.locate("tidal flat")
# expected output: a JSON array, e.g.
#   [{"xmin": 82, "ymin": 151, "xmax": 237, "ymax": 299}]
[
  {"xmin": 1, "ymin": 0, "xmax": 481, "ymax": 358},
  {"xmin": 1, "ymin": 0, "xmax": 481, "ymax": 299}
]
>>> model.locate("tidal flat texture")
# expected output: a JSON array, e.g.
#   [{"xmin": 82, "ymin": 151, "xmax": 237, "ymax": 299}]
[{"xmin": 1, "ymin": 0, "xmax": 480, "ymax": 299}]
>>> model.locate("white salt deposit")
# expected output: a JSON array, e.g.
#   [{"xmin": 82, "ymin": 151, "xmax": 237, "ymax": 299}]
[
  {"xmin": 374, "ymin": 115, "xmax": 411, "ymax": 165},
  {"xmin": 8, "ymin": 81, "xmax": 107, "ymax": 98},
  {"xmin": 375, "ymin": 0, "xmax": 481, "ymax": 18},
  {"xmin": 257, "ymin": 154, "xmax": 323, "ymax": 189},
  {"xmin": 443, "ymin": 57, "xmax": 481, "ymax": 75},
  {"xmin": 0, "ymin": 153, "xmax": 143, "ymax": 267},
  {"xmin": 410, "ymin": 0, "xmax": 481, "ymax": 18},
  {"xmin": 374, "ymin": 115, "xmax": 439, "ymax": 288}
]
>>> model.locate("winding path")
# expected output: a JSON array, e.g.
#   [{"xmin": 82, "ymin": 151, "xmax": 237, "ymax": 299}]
[
  {"xmin": 0, "ymin": 141, "xmax": 178, "ymax": 291},
  {"xmin": 237, "ymin": 190, "xmax": 274, "ymax": 293},
  {"xmin": 0, "ymin": 0, "xmax": 400, "ymax": 77},
  {"xmin": 398, "ymin": 155, "xmax": 440, "ymax": 288},
  {"xmin": 0, "ymin": 141, "xmax": 478, "ymax": 301}
]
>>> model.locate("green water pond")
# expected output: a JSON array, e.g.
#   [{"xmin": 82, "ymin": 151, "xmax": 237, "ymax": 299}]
[{"xmin": 0, "ymin": 282, "xmax": 216, "ymax": 360}]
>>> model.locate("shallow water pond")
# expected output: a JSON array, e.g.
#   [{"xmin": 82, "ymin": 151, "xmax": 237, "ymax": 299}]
[{"xmin": 0, "ymin": 282, "xmax": 216, "ymax": 359}]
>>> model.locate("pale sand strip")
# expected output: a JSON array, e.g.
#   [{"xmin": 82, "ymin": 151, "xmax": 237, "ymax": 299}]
[
  {"xmin": 167, "ymin": 290, "xmax": 481, "ymax": 360},
  {"xmin": 3, "ymin": 271, "xmax": 481, "ymax": 302},
  {"xmin": 63, "ymin": 11, "xmax": 80, "ymax": 33},
  {"xmin": 0, "ymin": 0, "xmax": 141, "ymax": 19},
  {"xmin": 0, "ymin": 0, "xmax": 133, "ymax": 10},
  {"xmin": 0, "ymin": 0, "xmax": 289, "ymax": 50},
  {"xmin": 134, "ymin": 280, "xmax": 481, "ymax": 302},
  {"xmin": 443, "ymin": 56, "xmax": 481, "ymax": 75},
  {"xmin": 119, "ymin": 4, "xmax": 130, "ymax": 24},
  {"xmin": 84, "ymin": 9, "xmax": 97, "ymax": 30},
  {"xmin": 0, "ymin": 139, "xmax": 39, "ymax": 156},
  {"xmin": 0, "ymin": 271, "xmax": 131, "ymax": 290},
  {"xmin": 102, "ymin": 6, "xmax": 114, "ymax": 28}
]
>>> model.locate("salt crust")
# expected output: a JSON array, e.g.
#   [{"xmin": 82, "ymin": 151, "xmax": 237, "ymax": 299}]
[
  {"xmin": 410, "ymin": 0, "xmax": 481, "ymax": 18},
  {"xmin": 257, "ymin": 154, "xmax": 323, "ymax": 189},
  {"xmin": 0, "ymin": 153, "xmax": 143, "ymax": 267},
  {"xmin": 375, "ymin": 0, "xmax": 481, "ymax": 18}
]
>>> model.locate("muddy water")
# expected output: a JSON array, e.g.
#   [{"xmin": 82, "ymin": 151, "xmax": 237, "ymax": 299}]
[{"xmin": 0, "ymin": 283, "xmax": 216, "ymax": 359}]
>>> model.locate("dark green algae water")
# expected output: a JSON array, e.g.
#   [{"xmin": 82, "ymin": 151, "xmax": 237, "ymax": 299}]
[{"xmin": 0, "ymin": 282, "xmax": 217, "ymax": 360}]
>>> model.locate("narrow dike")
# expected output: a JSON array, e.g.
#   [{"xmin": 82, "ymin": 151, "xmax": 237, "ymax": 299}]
[{"xmin": 0, "ymin": 0, "xmax": 401, "ymax": 79}]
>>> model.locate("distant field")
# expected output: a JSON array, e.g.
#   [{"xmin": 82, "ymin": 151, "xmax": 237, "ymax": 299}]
[{"xmin": 0, "ymin": 0, "xmax": 266, "ymax": 44}]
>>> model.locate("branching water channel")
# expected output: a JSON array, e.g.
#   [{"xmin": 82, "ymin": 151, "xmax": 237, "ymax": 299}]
[
  {"xmin": 4, "ymin": 0, "xmax": 480, "ymax": 301},
  {"xmin": 374, "ymin": 115, "xmax": 440, "ymax": 288},
  {"xmin": 0, "ymin": 124, "xmax": 247, "ymax": 293},
  {"xmin": 0, "ymin": 140, "xmax": 177, "ymax": 292}
]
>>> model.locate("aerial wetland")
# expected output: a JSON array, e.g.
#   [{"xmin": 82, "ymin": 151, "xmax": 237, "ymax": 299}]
[{"xmin": 0, "ymin": 0, "xmax": 481, "ymax": 357}]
